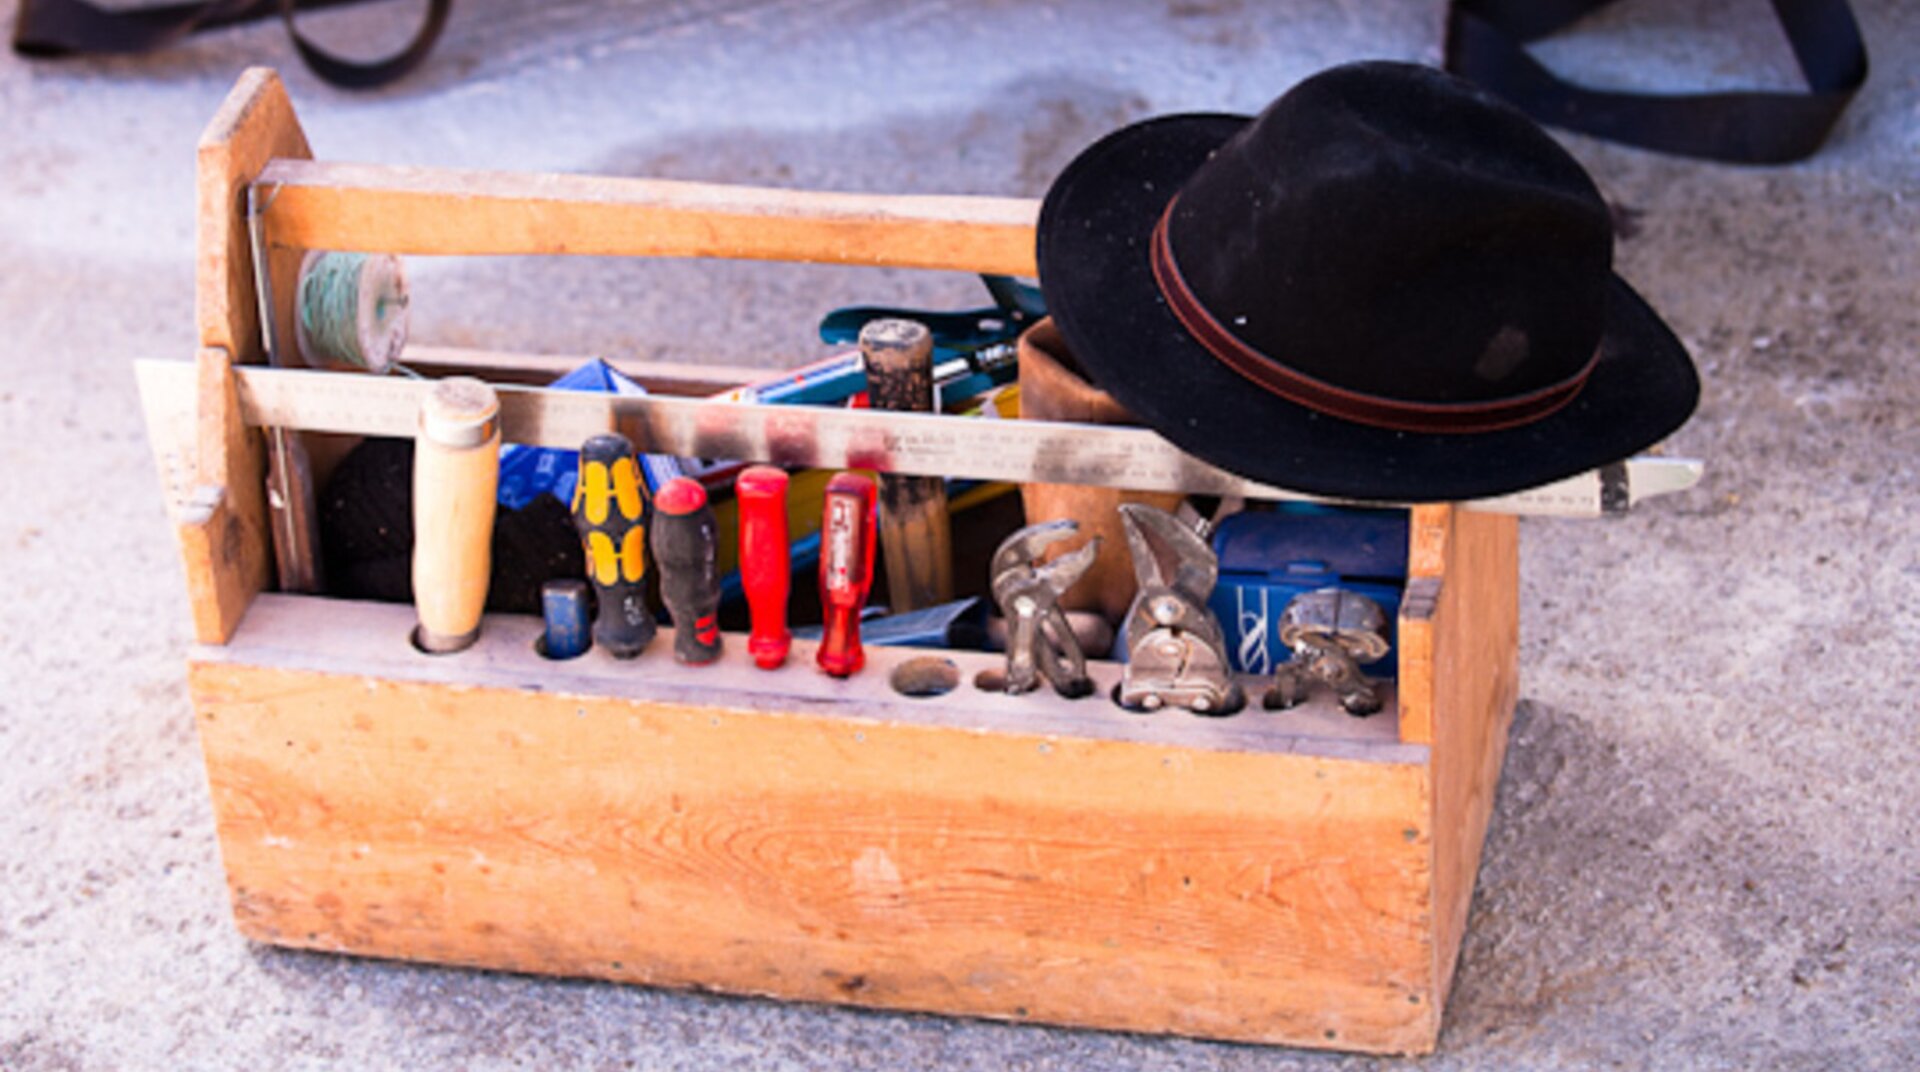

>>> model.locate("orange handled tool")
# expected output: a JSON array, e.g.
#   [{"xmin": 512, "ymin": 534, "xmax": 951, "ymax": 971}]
[
  {"xmin": 735, "ymin": 466, "xmax": 792, "ymax": 670},
  {"xmin": 571, "ymin": 433, "xmax": 657, "ymax": 658},
  {"xmin": 816, "ymin": 471, "xmax": 877, "ymax": 678}
]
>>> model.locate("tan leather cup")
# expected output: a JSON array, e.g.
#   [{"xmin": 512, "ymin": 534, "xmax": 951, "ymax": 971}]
[{"xmin": 1017, "ymin": 318, "xmax": 1183, "ymax": 625}]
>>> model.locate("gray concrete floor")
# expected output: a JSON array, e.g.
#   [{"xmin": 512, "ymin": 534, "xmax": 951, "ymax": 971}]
[{"xmin": 3, "ymin": 1, "xmax": 1917, "ymax": 1068}]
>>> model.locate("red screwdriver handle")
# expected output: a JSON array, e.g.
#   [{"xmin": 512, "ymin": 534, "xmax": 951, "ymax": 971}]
[
  {"xmin": 736, "ymin": 466, "xmax": 792, "ymax": 670},
  {"xmin": 817, "ymin": 471, "xmax": 877, "ymax": 678}
]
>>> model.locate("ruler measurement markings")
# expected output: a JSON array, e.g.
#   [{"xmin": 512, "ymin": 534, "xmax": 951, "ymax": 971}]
[{"xmin": 146, "ymin": 362, "xmax": 1700, "ymax": 516}]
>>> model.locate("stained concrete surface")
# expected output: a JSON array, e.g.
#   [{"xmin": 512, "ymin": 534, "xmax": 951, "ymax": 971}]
[{"xmin": 2, "ymin": 1, "xmax": 1917, "ymax": 1068}]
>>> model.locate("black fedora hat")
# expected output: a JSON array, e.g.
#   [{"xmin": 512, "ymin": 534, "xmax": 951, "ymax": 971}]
[{"xmin": 1035, "ymin": 61, "xmax": 1699, "ymax": 502}]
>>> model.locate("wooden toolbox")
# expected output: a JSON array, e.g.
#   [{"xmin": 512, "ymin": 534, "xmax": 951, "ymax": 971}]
[{"xmin": 138, "ymin": 70, "xmax": 1522, "ymax": 1055}]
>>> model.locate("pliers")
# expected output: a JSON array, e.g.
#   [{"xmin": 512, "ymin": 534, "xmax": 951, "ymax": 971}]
[
  {"xmin": 989, "ymin": 520, "xmax": 1100, "ymax": 699},
  {"xmin": 1115, "ymin": 503, "xmax": 1243, "ymax": 716}
]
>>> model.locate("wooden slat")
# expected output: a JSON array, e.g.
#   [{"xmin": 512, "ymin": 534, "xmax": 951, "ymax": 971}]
[
  {"xmin": 205, "ymin": 596, "xmax": 1421, "ymax": 762},
  {"xmin": 175, "ymin": 484, "xmax": 251, "ymax": 647},
  {"xmin": 1394, "ymin": 578, "xmax": 1440, "ymax": 749},
  {"xmin": 401, "ymin": 344, "xmax": 767, "ymax": 395},
  {"xmin": 179, "ymin": 348, "xmax": 269, "ymax": 643},
  {"xmin": 186, "ymin": 69, "xmax": 314, "ymax": 643},
  {"xmin": 253, "ymin": 159, "xmax": 1041, "ymax": 276},
  {"xmin": 1422, "ymin": 507, "xmax": 1520, "ymax": 1010},
  {"xmin": 1406, "ymin": 504, "xmax": 1452, "ymax": 580},
  {"xmin": 198, "ymin": 68, "xmax": 311, "ymax": 361},
  {"xmin": 1392, "ymin": 504, "xmax": 1520, "ymax": 1008},
  {"xmin": 190, "ymin": 595, "xmax": 1440, "ymax": 1053},
  {"xmin": 1394, "ymin": 504, "xmax": 1453, "ymax": 748}
]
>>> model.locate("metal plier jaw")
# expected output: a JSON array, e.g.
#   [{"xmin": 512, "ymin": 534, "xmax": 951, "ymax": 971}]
[
  {"xmin": 989, "ymin": 521, "xmax": 1100, "ymax": 698},
  {"xmin": 1115, "ymin": 504, "xmax": 1244, "ymax": 716},
  {"xmin": 1263, "ymin": 587, "xmax": 1391, "ymax": 717}
]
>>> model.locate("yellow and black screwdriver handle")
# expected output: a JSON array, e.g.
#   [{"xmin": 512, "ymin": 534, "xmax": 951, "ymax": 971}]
[{"xmin": 571, "ymin": 433, "xmax": 658, "ymax": 658}]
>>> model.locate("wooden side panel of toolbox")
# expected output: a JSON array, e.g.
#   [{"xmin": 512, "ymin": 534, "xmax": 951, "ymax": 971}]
[
  {"xmin": 189, "ymin": 602, "xmax": 1442, "ymax": 1053},
  {"xmin": 183, "ymin": 68, "xmax": 313, "ymax": 645},
  {"xmin": 1426, "ymin": 508, "xmax": 1518, "ymax": 1008},
  {"xmin": 1399, "ymin": 505, "xmax": 1520, "ymax": 1009}
]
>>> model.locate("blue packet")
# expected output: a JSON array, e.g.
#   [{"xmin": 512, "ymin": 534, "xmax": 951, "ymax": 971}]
[
  {"xmin": 1207, "ymin": 506, "xmax": 1411, "ymax": 677},
  {"xmin": 496, "ymin": 358, "xmax": 691, "ymax": 509}
]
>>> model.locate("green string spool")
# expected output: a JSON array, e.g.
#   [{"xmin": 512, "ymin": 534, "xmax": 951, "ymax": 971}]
[{"xmin": 294, "ymin": 251, "xmax": 410, "ymax": 373}]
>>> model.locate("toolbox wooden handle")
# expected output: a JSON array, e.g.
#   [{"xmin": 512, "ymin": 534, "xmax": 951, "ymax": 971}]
[{"xmin": 252, "ymin": 158, "xmax": 1041, "ymax": 276}]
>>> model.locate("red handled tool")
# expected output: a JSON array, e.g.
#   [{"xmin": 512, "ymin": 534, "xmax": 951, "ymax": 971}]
[
  {"xmin": 651, "ymin": 477, "xmax": 723, "ymax": 665},
  {"xmin": 735, "ymin": 466, "xmax": 792, "ymax": 670},
  {"xmin": 816, "ymin": 471, "xmax": 877, "ymax": 678}
]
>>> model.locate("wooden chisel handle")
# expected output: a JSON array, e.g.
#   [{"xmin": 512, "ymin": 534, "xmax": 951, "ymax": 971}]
[
  {"xmin": 412, "ymin": 376, "xmax": 499, "ymax": 653},
  {"xmin": 860, "ymin": 318, "xmax": 953, "ymax": 612}
]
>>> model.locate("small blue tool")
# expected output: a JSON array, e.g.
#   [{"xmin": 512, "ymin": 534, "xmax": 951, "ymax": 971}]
[{"xmin": 540, "ymin": 579, "xmax": 592, "ymax": 660}]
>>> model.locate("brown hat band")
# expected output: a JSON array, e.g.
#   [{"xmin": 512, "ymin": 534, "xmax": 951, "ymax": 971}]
[{"xmin": 1148, "ymin": 199, "xmax": 1597, "ymax": 435}]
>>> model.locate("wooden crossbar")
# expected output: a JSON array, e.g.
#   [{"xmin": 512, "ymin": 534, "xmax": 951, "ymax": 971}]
[{"xmin": 254, "ymin": 158, "xmax": 1041, "ymax": 275}]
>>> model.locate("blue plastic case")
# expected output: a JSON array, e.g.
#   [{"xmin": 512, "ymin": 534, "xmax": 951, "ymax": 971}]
[{"xmin": 1207, "ymin": 505, "xmax": 1411, "ymax": 677}]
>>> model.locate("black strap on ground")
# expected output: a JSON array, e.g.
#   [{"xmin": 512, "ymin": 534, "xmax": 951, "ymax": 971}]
[
  {"xmin": 13, "ymin": 0, "xmax": 452, "ymax": 89},
  {"xmin": 1445, "ymin": 0, "xmax": 1868, "ymax": 164}
]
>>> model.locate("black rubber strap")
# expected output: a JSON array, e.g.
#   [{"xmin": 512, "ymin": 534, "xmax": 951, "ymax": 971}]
[
  {"xmin": 279, "ymin": 0, "xmax": 451, "ymax": 90},
  {"xmin": 14, "ymin": 0, "xmax": 451, "ymax": 89},
  {"xmin": 1445, "ymin": 0, "xmax": 1869, "ymax": 164},
  {"xmin": 13, "ymin": 0, "xmax": 267, "ymax": 56}
]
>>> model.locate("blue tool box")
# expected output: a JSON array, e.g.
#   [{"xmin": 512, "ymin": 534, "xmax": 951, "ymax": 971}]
[{"xmin": 1208, "ymin": 505, "xmax": 1411, "ymax": 677}]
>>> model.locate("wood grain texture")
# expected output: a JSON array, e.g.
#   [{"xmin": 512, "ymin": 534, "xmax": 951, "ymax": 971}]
[
  {"xmin": 198, "ymin": 67, "xmax": 312, "ymax": 362},
  {"xmin": 175, "ymin": 484, "xmax": 253, "ymax": 647},
  {"xmin": 1417, "ymin": 507, "xmax": 1519, "ymax": 1011},
  {"xmin": 254, "ymin": 159, "xmax": 1040, "ymax": 276},
  {"xmin": 191, "ymin": 596, "xmax": 1440, "ymax": 1052},
  {"xmin": 1394, "ymin": 575, "xmax": 1440, "ymax": 749},
  {"xmin": 180, "ymin": 348, "xmax": 269, "ymax": 643},
  {"xmin": 1394, "ymin": 504, "xmax": 1454, "ymax": 748},
  {"xmin": 205, "ymin": 596, "xmax": 1419, "ymax": 760},
  {"xmin": 188, "ymin": 69, "xmax": 312, "ymax": 643}
]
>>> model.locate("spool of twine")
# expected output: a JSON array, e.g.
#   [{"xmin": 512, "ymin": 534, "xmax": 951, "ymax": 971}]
[{"xmin": 295, "ymin": 251, "xmax": 410, "ymax": 373}]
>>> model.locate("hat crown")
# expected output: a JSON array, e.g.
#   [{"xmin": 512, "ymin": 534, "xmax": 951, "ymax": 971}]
[{"xmin": 1164, "ymin": 62, "xmax": 1613, "ymax": 407}]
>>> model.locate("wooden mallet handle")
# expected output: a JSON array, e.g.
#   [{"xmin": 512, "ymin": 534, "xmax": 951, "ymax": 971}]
[
  {"xmin": 860, "ymin": 318, "xmax": 953, "ymax": 612},
  {"xmin": 412, "ymin": 376, "xmax": 500, "ymax": 654}
]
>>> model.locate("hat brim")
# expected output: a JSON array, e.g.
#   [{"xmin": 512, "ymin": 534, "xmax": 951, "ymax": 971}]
[{"xmin": 1036, "ymin": 113, "xmax": 1701, "ymax": 503}]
